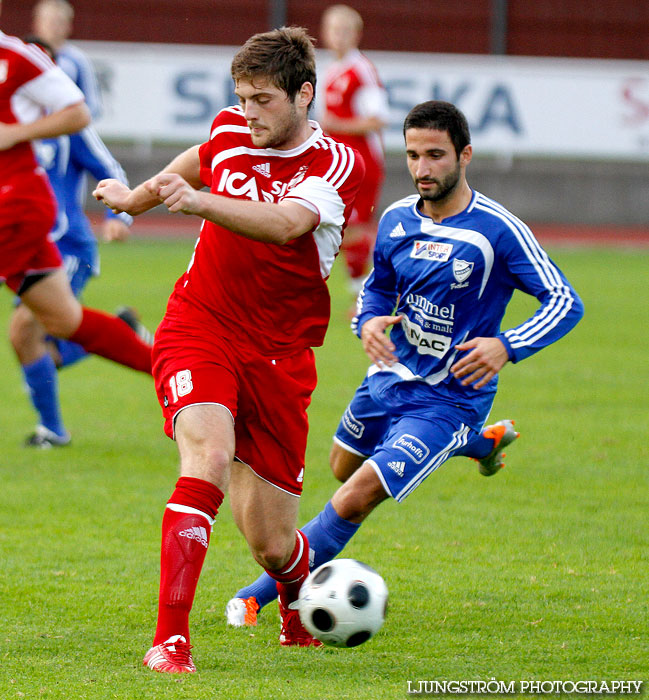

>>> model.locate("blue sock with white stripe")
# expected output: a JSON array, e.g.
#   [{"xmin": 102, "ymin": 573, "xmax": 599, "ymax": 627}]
[
  {"xmin": 234, "ymin": 501, "xmax": 361, "ymax": 610},
  {"xmin": 455, "ymin": 428, "xmax": 495, "ymax": 459},
  {"xmin": 22, "ymin": 354, "xmax": 67, "ymax": 437}
]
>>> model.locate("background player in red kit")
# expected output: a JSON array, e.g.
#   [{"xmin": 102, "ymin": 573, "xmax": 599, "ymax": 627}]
[
  {"xmin": 0, "ymin": 13, "xmax": 152, "ymax": 415},
  {"xmin": 94, "ymin": 27, "xmax": 364, "ymax": 673},
  {"xmin": 320, "ymin": 4, "xmax": 389, "ymax": 298}
]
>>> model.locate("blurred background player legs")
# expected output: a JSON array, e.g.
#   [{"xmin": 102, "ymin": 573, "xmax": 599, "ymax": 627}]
[
  {"xmin": 9, "ymin": 261, "xmax": 152, "ymax": 448},
  {"xmin": 6, "ymin": 35, "xmax": 151, "ymax": 447},
  {"xmin": 0, "ymin": 26, "xmax": 152, "ymax": 436},
  {"xmin": 320, "ymin": 5, "xmax": 388, "ymax": 301},
  {"xmin": 10, "ymin": 251, "xmax": 94, "ymax": 447}
]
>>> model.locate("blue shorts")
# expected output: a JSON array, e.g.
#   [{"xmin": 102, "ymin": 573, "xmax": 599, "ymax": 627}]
[
  {"xmin": 333, "ymin": 376, "xmax": 490, "ymax": 503},
  {"xmin": 13, "ymin": 252, "xmax": 94, "ymax": 308},
  {"xmin": 62, "ymin": 253, "xmax": 95, "ymax": 297}
]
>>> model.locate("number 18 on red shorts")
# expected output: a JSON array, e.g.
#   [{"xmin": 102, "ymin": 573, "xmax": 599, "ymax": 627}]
[{"xmin": 153, "ymin": 329, "xmax": 317, "ymax": 497}]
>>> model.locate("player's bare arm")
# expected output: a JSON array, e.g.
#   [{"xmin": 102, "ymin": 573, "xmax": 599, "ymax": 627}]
[
  {"xmin": 94, "ymin": 145, "xmax": 202, "ymax": 216},
  {"xmin": 0, "ymin": 101, "xmax": 90, "ymax": 151},
  {"xmin": 360, "ymin": 315, "xmax": 403, "ymax": 367},
  {"xmin": 451, "ymin": 337, "xmax": 509, "ymax": 389},
  {"xmin": 148, "ymin": 172, "xmax": 320, "ymax": 245}
]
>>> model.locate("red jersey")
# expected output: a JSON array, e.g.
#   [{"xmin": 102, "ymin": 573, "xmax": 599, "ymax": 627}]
[
  {"xmin": 0, "ymin": 31, "xmax": 84, "ymax": 180},
  {"xmin": 323, "ymin": 48, "xmax": 388, "ymax": 173},
  {"xmin": 165, "ymin": 106, "xmax": 365, "ymax": 357}
]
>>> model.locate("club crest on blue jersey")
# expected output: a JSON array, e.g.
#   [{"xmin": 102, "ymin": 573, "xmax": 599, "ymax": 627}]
[
  {"xmin": 453, "ymin": 258, "xmax": 474, "ymax": 283},
  {"xmin": 410, "ymin": 240, "xmax": 453, "ymax": 262},
  {"xmin": 392, "ymin": 434, "xmax": 430, "ymax": 464}
]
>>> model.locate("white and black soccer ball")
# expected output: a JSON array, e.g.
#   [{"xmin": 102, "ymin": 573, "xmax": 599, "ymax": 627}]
[{"xmin": 296, "ymin": 558, "xmax": 388, "ymax": 647}]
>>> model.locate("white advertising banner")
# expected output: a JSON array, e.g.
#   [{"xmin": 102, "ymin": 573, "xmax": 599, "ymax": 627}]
[{"xmin": 80, "ymin": 41, "xmax": 649, "ymax": 160}]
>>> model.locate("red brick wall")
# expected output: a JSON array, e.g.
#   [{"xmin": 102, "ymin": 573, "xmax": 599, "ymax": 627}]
[
  {"xmin": 2, "ymin": 0, "xmax": 647, "ymax": 59},
  {"xmin": 507, "ymin": 0, "xmax": 649, "ymax": 59}
]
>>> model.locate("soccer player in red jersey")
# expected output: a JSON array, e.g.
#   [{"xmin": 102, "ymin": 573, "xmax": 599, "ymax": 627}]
[
  {"xmin": 320, "ymin": 5, "xmax": 389, "ymax": 299},
  {"xmin": 94, "ymin": 27, "xmax": 364, "ymax": 673},
  {"xmin": 0, "ymin": 17, "xmax": 152, "ymax": 418}
]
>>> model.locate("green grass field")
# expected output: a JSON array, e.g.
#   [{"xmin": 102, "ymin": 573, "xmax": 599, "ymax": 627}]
[{"xmin": 1, "ymin": 238, "xmax": 647, "ymax": 699}]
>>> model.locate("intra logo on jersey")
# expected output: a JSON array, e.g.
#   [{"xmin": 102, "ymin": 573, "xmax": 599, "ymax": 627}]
[
  {"xmin": 410, "ymin": 240, "xmax": 453, "ymax": 261},
  {"xmin": 342, "ymin": 407, "xmax": 365, "ymax": 439},
  {"xmin": 401, "ymin": 315, "xmax": 452, "ymax": 358},
  {"xmin": 393, "ymin": 434, "xmax": 430, "ymax": 464}
]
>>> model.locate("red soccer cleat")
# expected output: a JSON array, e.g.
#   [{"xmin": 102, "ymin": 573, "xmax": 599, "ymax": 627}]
[
  {"xmin": 143, "ymin": 635, "xmax": 196, "ymax": 673},
  {"xmin": 278, "ymin": 600, "xmax": 323, "ymax": 647}
]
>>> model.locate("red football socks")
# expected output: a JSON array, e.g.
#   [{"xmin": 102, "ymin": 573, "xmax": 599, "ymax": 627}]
[
  {"xmin": 265, "ymin": 530, "xmax": 310, "ymax": 607},
  {"xmin": 68, "ymin": 306, "xmax": 152, "ymax": 374},
  {"xmin": 153, "ymin": 477, "xmax": 224, "ymax": 645}
]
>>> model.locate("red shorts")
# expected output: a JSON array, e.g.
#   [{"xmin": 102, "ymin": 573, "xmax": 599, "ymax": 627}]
[
  {"xmin": 152, "ymin": 311, "xmax": 318, "ymax": 496},
  {"xmin": 0, "ymin": 170, "xmax": 60, "ymax": 293}
]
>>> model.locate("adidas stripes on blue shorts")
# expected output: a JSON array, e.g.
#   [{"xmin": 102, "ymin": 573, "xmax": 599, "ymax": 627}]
[{"xmin": 333, "ymin": 376, "xmax": 489, "ymax": 502}]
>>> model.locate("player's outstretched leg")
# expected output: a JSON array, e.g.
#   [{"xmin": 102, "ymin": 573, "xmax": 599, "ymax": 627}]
[
  {"xmin": 475, "ymin": 419, "xmax": 520, "ymax": 476},
  {"xmin": 21, "ymin": 270, "xmax": 152, "ymax": 375},
  {"xmin": 226, "ymin": 501, "xmax": 361, "ymax": 626},
  {"xmin": 68, "ymin": 307, "xmax": 152, "ymax": 373},
  {"xmin": 143, "ymin": 477, "xmax": 224, "ymax": 674}
]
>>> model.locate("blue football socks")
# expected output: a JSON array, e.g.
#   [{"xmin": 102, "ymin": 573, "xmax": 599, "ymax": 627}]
[
  {"xmin": 52, "ymin": 338, "xmax": 88, "ymax": 369},
  {"xmin": 455, "ymin": 428, "xmax": 496, "ymax": 459},
  {"xmin": 22, "ymin": 354, "xmax": 67, "ymax": 437},
  {"xmin": 234, "ymin": 500, "xmax": 361, "ymax": 610}
]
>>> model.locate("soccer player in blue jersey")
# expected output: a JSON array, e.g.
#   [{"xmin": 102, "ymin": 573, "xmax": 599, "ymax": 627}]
[
  {"xmin": 9, "ymin": 36, "xmax": 136, "ymax": 447},
  {"xmin": 226, "ymin": 100, "xmax": 584, "ymax": 626},
  {"xmin": 32, "ymin": 0, "xmax": 102, "ymax": 118}
]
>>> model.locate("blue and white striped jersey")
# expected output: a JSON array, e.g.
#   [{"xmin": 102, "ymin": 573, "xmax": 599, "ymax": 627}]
[
  {"xmin": 353, "ymin": 190, "xmax": 583, "ymax": 419},
  {"xmin": 35, "ymin": 126, "xmax": 132, "ymax": 272},
  {"xmin": 57, "ymin": 43, "xmax": 102, "ymax": 119}
]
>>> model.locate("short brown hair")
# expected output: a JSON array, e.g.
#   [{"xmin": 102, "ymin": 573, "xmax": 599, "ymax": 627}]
[{"xmin": 231, "ymin": 27, "xmax": 317, "ymax": 109}]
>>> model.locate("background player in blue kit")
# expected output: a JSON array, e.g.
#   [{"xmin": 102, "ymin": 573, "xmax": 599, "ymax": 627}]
[
  {"xmin": 226, "ymin": 100, "xmax": 584, "ymax": 625},
  {"xmin": 8, "ymin": 37, "xmax": 139, "ymax": 447},
  {"xmin": 32, "ymin": 0, "xmax": 103, "ymax": 118}
]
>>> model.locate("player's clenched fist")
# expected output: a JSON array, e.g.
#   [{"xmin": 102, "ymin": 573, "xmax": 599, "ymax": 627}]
[
  {"xmin": 146, "ymin": 173, "xmax": 203, "ymax": 216},
  {"xmin": 93, "ymin": 179, "xmax": 133, "ymax": 214}
]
